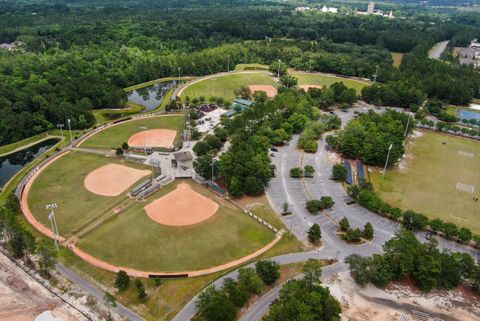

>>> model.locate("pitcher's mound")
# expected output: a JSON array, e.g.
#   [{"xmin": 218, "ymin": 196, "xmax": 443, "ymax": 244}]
[
  {"xmin": 248, "ymin": 85, "xmax": 277, "ymax": 97},
  {"xmin": 128, "ymin": 129, "xmax": 176, "ymax": 149},
  {"xmin": 84, "ymin": 164, "xmax": 151, "ymax": 197},
  {"xmin": 144, "ymin": 183, "xmax": 219, "ymax": 226}
]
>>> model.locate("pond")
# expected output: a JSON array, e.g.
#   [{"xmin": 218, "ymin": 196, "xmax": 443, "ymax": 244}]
[
  {"xmin": 0, "ymin": 138, "xmax": 60, "ymax": 188},
  {"xmin": 127, "ymin": 80, "xmax": 183, "ymax": 112}
]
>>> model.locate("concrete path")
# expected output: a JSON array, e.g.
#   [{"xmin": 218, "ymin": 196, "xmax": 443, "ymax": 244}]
[{"xmin": 429, "ymin": 40, "xmax": 449, "ymax": 60}]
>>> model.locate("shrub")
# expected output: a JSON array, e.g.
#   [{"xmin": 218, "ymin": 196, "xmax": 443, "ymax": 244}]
[
  {"xmin": 339, "ymin": 217, "xmax": 350, "ymax": 232},
  {"xmin": 290, "ymin": 167, "xmax": 304, "ymax": 178},
  {"xmin": 307, "ymin": 223, "xmax": 322, "ymax": 243},
  {"xmin": 331, "ymin": 164, "xmax": 347, "ymax": 181},
  {"xmin": 363, "ymin": 222, "xmax": 374, "ymax": 240},
  {"xmin": 255, "ymin": 260, "xmax": 281, "ymax": 285},
  {"xmin": 303, "ymin": 165, "xmax": 315, "ymax": 178},
  {"xmin": 344, "ymin": 228, "xmax": 362, "ymax": 243}
]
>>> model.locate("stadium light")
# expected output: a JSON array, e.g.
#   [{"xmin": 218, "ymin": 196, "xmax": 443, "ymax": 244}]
[
  {"xmin": 373, "ymin": 65, "xmax": 379, "ymax": 83},
  {"xmin": 46, "ymin": 203, "xmax": 60, "ymax": 251},
  {"xmin": 404, "ymin": 112, "xmax": 414, "ymax": 137},
  {"xmin": 277, "ymin": 59, "xmax": 281, "ymax": 78},
  {"xmin": 382, "ymin": 144, "xmax": 393, "ymax": 179},
  {"xmin": 67, "ymin": 118, "xmax": 74, "ymax": 145}
]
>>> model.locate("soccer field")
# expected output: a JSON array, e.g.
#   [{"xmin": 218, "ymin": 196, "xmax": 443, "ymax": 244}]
[
  {"xmin": 80, "ymin": 115, "xmax": 184, "ymax": 149},
  {"xmin": 180, "ymin": 72, "xmax": 277, "ymax": 102},
  {"xmin": 371, "ymin": 130, "xmax": 480, "ymax": 233},
  {"xmin": 290, "ymin": 71, "xmax": 370, "ymax": 94}
]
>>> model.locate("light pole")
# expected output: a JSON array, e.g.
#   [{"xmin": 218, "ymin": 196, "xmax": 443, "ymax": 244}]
[
  {"xmin": 57, "ymin": 124, "xmax": 64, "ymax": 147},
  {"xmin": 67, "ymin": 118, "xmax": 73, "ymax": 145},
  {"xmin": 277, "ymin": 59, "xmax": 281, "ymax": 79},
  {"xmin": 178, "ymin": 67, "xmax": 181, "ymax": 78},
  {"xmin": 140, "ymin": 126, "xmax": 148, "ymax": 155},
  {"xmin": 382, "ymin": 144, "xmax": 393, "ymax": 179},
  {"xmin": 211, "ymin": 158, "xmax": 215, "ymax": 181},
  {"xmin": 227, "ymin": 55, "xmax": 230, "ymax": 72},
  {"xmin": 404, "ymin": 112, "xmax": 413, "ymax": 137},
  {"xmin": 46, "ymin": 203, "xmax": 60, "ymax": 251},
  {"xmin": 373, "ymin": 65, "xmax": 379, "ymax": 83}
]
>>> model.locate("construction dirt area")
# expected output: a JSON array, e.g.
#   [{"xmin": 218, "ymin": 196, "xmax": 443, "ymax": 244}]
[
  {"xmin": 325, "ymin": 272, "xmax": 480, "ymax": 321},
  {"xmin": 248, "ymin": 85, "xmax": 278, "ymax": 97},
  {"xmin": 127, "ymin": 128, "xmax": 176, "ymax": 149},
  {"xmin": 144, "ymin": 182, "xmax": 219, "ymax": 226},
  {"xmin": 84, "ymin": 163, "xmax": 151, "ymax": 197},
  {"xmin": 0, "ymin": 252, "xmax": 87, "ymax": 321}
]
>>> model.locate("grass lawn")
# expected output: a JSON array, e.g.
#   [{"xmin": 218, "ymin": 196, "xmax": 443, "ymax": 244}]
[
  {"xmin": 371, "ymin": 130, "xmax": 480, "ymax": 233},
  {"xmin": 27, "ymin": 152, "xmax": 150, "ymax": 236},
  {"xmin": 81, "ymin": 115, "xmax": 184, "ymax": 149},
  {"xmin": 76, "ymin": 179, "xmax": 275, "ymax": 272},
  {"xmin": 391, "ymin": 52, "xmax": 404, "ymax": 68},
  {"xmin": 290, "ymin": 71, "xmax": 369, "ymax": 94},
  {"xmin": 92, "ymin": 102, "xmax": 145, "ymax": 125},
  {"xmin": 234, "ymin": 63, "xmax": 269, "ymax": 71},
  {"xmin": 180, "ymin": 72, "xmax": 276, "ymax": 102}
]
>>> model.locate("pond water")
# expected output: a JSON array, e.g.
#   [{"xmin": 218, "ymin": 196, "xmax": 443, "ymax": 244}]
[
  {"xmin": 127, "ymin": 80, "xmax": 183, "ymax": 112},
  {"xmin": 0, "ymin": 138, "xmax": 60, "ymax": 188}
]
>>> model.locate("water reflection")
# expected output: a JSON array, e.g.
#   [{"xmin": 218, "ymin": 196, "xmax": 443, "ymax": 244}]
[{"xmin": 127, "ymin": 80, "xmax": 182, "ymax": 111}]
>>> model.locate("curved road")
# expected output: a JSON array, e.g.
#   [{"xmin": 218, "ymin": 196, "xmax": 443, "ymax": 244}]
[{"xmin": 173, "ymin": 106, "xmax": 480, "ymax": 321}]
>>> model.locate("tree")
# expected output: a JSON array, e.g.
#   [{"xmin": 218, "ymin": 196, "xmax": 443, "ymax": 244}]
[
  {"xmin": 197, "ymin": 285, "xmax": 236, "ymax": 321},
  {"xmin": 307, "ymin": 223, "xmax": 322, "ymax": 243},
  {"xmin": 269, "ymin": 61, "xmax": 287, "ymax": 77},
  {"xmin": 302, "ymin": 259, "xmax": 323, "ymax": 286},
  {"xmin": 280, "ymin": 74, "xmax": 298, "ymax": 88},
  {"xmin": 234, "ymin": 86, "xmax": 252, "ymax": 100},
  {"xmin": 289, "ymin": 167, "xmax": 303, "ymax": 178},
  {"xmin": 36, "ymin": 240, "xmax": 57, "ymax": 277},
  {"xmin": 344, "ymin": 228, "xmax": 362, "ymax": 243},
  {"xmin": 346, "ymin": 254, "xmax": 372, "ymax": 286},
  {"xmin": 339, "ymin": 217, "xmax": 350, "ymax": 232},
  {"xmin": 121, "ymin": 142, "xmax": 129, "ymax": 150},
  {"xmin": 135, "ymin": 279, "xmax": 147, "ymax": 301},
  {"xmin": 115, "ymin": 147, "xmax": 123, "ymax": 155},
  {"xmin": 103, "ymin": 292, "xmax": 117, "ymax": 320},
  {"xmin": 238, "ymin": 267, "xmax": 263, "ymax": 294},
  {"xmin": 255, "ymin": 260, "xmax": 281, "ymax": 285},
  {"xmin": 441, "ymin": 222, "xmax": 458, "ymax": 239},
  {"xmin": 193, "ymin": 154, "xmax": 219, "ymax": 179},
  {"xmin": 331, "ymin": 164, "xmax": 347, "ymax": 181},
  {"xmin": 114, "ymin": 270, "xmax": 130, "ymax": 291},
  {"xmin": 458, "ymin": 227, "xmax": 473, "ymax": 243},
  {"xmin": 403, "ymin": 210, "xmax": 429, "ymax": 231},
  {"xmin": 363, "ymin": 222, "xmax": 374, "ymax": 240},
  {"xmin": 303, "ymin": 165, "xmax": 315, "ymax": 178},
  {"xmin": 222, "ymin": 278, "xmax": 250, "ymax": 308}
]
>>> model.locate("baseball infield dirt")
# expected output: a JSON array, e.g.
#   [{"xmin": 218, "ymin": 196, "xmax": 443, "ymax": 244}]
[
  {"xmin": 84, "ymin": 163, "xmax": 151, "ymax": 197},
  {"xmin": 299, "ymin": 85, "xmax": 322, "ymax": 91},
  {"xmin": 127, "ymin": 129, "xmax": 176, "ymax": 148},
  {"xmin": 144, "ymin": 183, "xmax": 219, "ymax": 226},
  {"xmin": 248, "ymin": 85, "xmax": 278, "ymax": 97}
]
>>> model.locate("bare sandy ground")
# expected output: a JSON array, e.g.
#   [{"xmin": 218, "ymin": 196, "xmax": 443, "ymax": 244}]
[
  {"xmin": 299, "ymin": 84, "xmax": 323, "ymax": 91},
  {"xmin": 84, "ymin": 163, "xmax": 151, "ymax": 196},
  {"xmin": 0, "ymin": 252, "xmax": 87, "ymax": 321},
  {"xmin": 325, "ymin": 272, "xmax": 480, "ymax": 321},
  {"xmin": 128, "ymin": 128, "xmax": 176, "ymax": 149},
  {"xmin": 144, "ymin": 183, "xmax": 219, "ymax": 226},
  {"xmin": 248, "ymin": 85, "xmax": 278, "ymax": 97}
]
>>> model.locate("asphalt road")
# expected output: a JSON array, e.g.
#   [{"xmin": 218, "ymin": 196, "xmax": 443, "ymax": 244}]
[
  {"xmin": 429, "ymin": 40, "xmax": 450, "ymax": 60},
  {"xmin": 173, "ymin": 106, "xmax": 480, "ymax": 321}
]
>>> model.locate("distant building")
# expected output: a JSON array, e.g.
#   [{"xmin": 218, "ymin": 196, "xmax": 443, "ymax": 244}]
[
  {"xmin": 321, "ymin": 6, "xmax": 338, "ymax": 13},
  {"xmin": 470, "ymin": 39, "xmax": 480, "ymax": 49},
  {"xmin": 367, "ymin": 1, "xmax": 375, "ymax": 14},
  {"xmin": 357, "ymin": 2, "xmax": 394, "ymax": 19},
  {"xmin": 0, "ymin": 41, "xmax": 24, "ymax": 51},
  {"xmin": 295, "ymin": 5, "xmax": 338, "ymax": 14},
  {"xmin": 295, "ymin": 6, "xmax": 311, "ymax": 12},
  {"xmin": 224, "ymin": 98, "xmax": 255, "ymax": 117}
]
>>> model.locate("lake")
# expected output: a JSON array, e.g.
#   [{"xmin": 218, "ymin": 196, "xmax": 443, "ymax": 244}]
[
  {"xmin": 0, "ymin": 138, "xmax": 60, "ymax": 188},
  {"xmin": 127, "ymin": 80, "xmax": 183, "ymax": 111}
]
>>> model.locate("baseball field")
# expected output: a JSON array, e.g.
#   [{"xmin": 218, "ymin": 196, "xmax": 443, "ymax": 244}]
[
  {"xmin": 80, "ymin": 115, "xmax": 184, "ymax": 150},
  {"xmin": 290, "ymin": 71, "xmax": 370, "ymax": 94},
  {"xmin": 179, "ymin": 72, "xmax": 277, "ymax": 102},
  {"xmin": 371, "ymin": 130, "xmax": 480, "ymax": 234},
  {"xmin": 25, "ymin": 151, "xmax": 275, "ymax": 272}
]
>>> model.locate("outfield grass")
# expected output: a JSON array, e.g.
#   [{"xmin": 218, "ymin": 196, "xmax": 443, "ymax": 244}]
[
  {"xmin": 81, "ymin": 115, "xmax": 184, "ymax": 149},
  {"xmin": 76, "ymin": 179, "xmax": 274, "ymax": 271},
  {"xmin": 391, "ymin": 52, "xmax": 404, "ymax": 68},
  {"xmin": 371, "ymin": 130, "xmax": 480, "ymax": 233},
  {"xmin": 92, "ymin": 102, "xmax": 145, "ymax": 125},
  {"xmin": 234, "ymin": 63, "xmax": 269, "ymax": 71},
  {"xmin": 28, "ymin": 152, "xmax": 150, "ymax": 236},
  {"xmin": 290, "ymin": 71, "xmax": 369, "ymax": 94},
  {"xmin": 180, "ymin": 72, "xmax": 277, "ymax": 102}
]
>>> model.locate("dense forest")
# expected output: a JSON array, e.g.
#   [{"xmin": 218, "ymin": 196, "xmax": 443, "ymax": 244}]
[{"xmin": 1, "ymin": 0, "xmax": 480, "ymax": 144}]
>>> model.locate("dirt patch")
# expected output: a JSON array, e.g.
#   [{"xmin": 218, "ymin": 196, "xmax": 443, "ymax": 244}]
[
  {"xmin": 325, "ymin": 272, "xmax": 480, "ymax": 321},
  {"xmin": 299, "ymin": 85, "xmax": 323, "ymax": 91},
  {"xmin": 144, "ymin": 183, "xmax": 219, "ymax": 226},
  {"xmin": 0, "ymin": 253, "xmax": 86, "ymax": 321},
  {"xmin": 248, "ymin": 85, "xmax": 277, "ymax": 97},
  {"xmin": 84, "ymin": 163, "xmax": 151, "ymax": 196},
  {"xmin": 127, "ymin": 128, "xmax": 176, "ymax": 148}
]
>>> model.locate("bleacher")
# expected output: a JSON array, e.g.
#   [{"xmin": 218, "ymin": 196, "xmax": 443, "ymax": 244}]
[
  {"xmin": 130, "ymin": 178, "xmax": 152, "ymax": 197},
  {"xmin": 343, "ymin": 160, "xmax": 353, "ymax": 185}
]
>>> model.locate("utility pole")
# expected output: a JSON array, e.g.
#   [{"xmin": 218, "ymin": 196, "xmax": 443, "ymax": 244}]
[
  {"xmin": 382, "ymin": 144, "xmax": 393, "ymax": 179},
  {"xmin": 373, "ymin": 65, "xmax": 379, "ymax": 83},
  {"xmin": 57, "ymin": 124, "xmax": 64, "ymax": 147},
  {"xmin": 277, "ymin": 59, "xmax": 281, "ymax": 79},
  {"xmin": 67, "ymin": 118, "xmax": 73, "ymax": 145},
  {"xmin": 404, "ymin": 112, "xmax": 413, "ymax": 137},
  {"xmin": 46, "ymin": 203, "xmax": 59, "ymax": 251}
]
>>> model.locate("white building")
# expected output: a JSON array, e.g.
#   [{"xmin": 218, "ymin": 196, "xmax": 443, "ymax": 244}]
[
  {"xmin": 357, "ymin": 2, "xmax": 394, "ymax": 19},
  {"xmin": 321, "ymin": 6, "xmax": 338, "ymax": 13}
]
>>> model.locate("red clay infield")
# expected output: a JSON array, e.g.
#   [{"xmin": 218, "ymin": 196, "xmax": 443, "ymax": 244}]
[
  {"xmin": 144, "ymin": 183, "xmax": 219, "ymax": 226},
  {"xmin": 300, "ymin": 85, "xmax": 323, "ymax": 91},
  {"xmin": 248, "ymin": 85, "xmax": 278, "ymax": 97},
  {"xmin": 128, "ymin": 129, "xmax": 176, "ymax": 148},
  {"xmin": 84, "ymin": 163, "xmax": 151, "ymax": 197}
]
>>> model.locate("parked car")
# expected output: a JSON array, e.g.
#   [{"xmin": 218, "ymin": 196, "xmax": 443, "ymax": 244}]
[{"xmin": 270, "ymin": 147, "xmax": 278, "ymax": 152}]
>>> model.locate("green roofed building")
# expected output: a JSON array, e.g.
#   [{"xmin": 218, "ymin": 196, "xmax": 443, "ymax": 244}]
[{"xmin": 225, "ymin": 98, "xmax": 255, "ymax": 117}]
